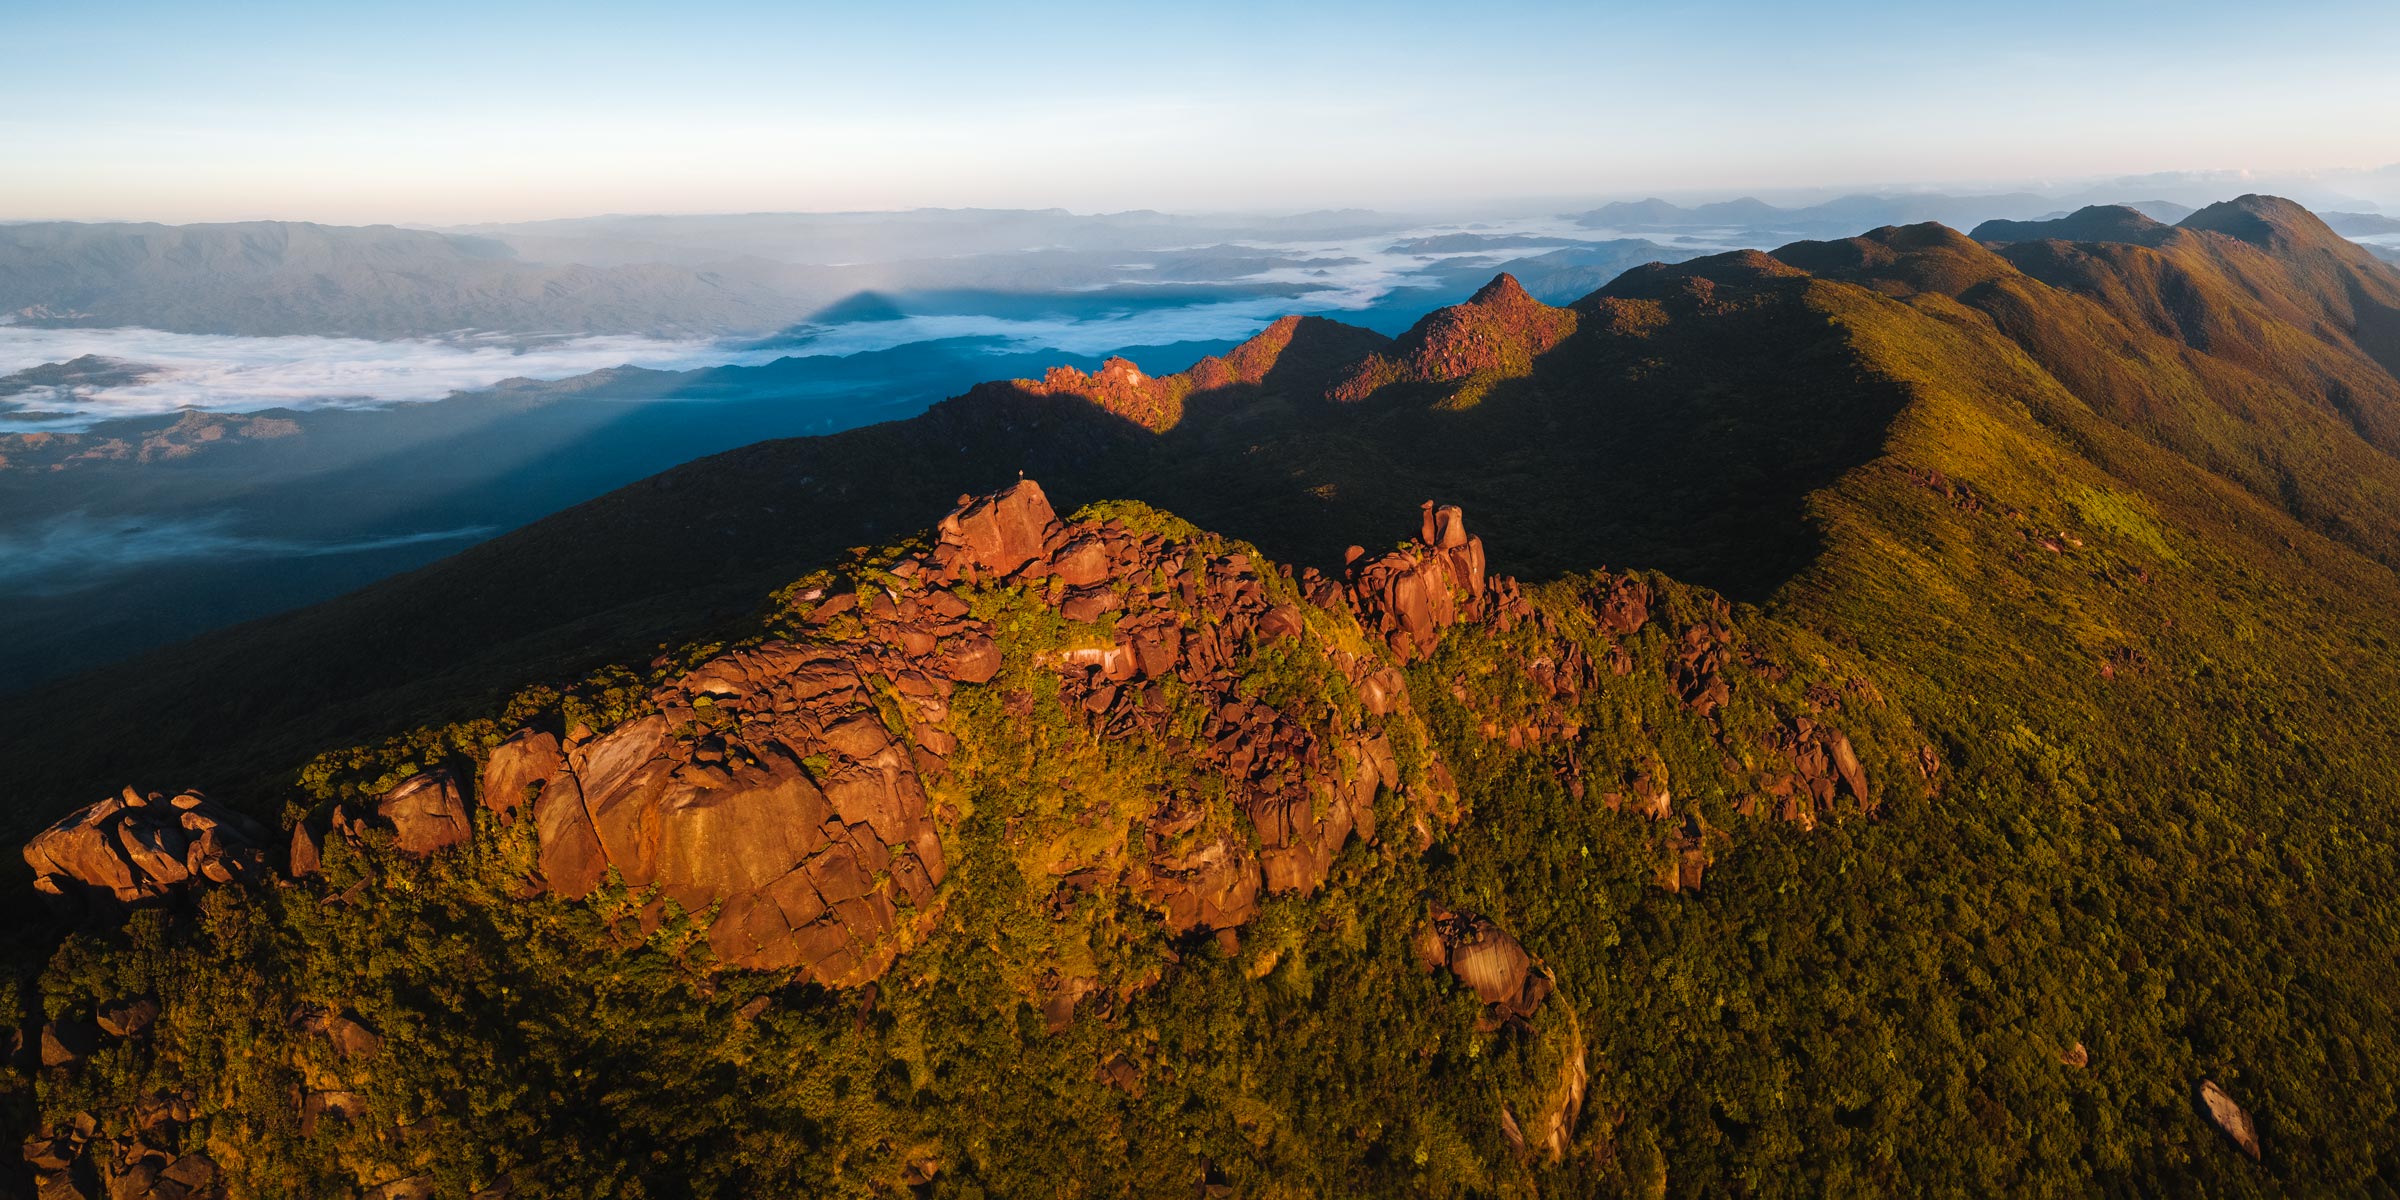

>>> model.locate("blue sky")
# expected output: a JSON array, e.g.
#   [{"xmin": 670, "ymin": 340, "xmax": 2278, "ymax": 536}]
[{"xmin": 5, "ymin": 0, "xmax": 2397, "ymax": 222}]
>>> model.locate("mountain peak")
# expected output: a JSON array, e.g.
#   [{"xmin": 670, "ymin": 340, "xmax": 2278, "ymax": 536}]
[
  {"xmin": 1970, "ymin": 205, "xmax": 2172, "ymax": 246},
  {"xmin": 2177, "ymin": 193, "xmax": 2346, "ymax": 252},
  {"xmin": 1768, "ymin": 223, "xmax": 2013, "ymax": 297},
  {"xmin": 1327, "ymin": 275, "xmax": 1577, "ymax": 402},
  {"xmin": 973, "ymin": 315, "xmax": 1389, "ymax": 432},
  {"xmin": 1469, "ymin": 272, "xmax": 1537, "ymax": 307},
  {"xmin": 1185, "ymin": 314, "xmax": 1390, "ymax": 392}
]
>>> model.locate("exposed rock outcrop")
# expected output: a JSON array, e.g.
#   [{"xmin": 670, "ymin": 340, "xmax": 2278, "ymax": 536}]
[
  {"xmin": 373, "ymin": 768, "xmax": 471, "ymax": 856},
  {"xmin": 22, "ymin": 788, "xmax": 267, "ymax": 913},
  {"xmin": 477, "ymin": 729, "xmax": 563, "ymax": 824},
  {"xmin": 2200, "ymin": 1079, "xmax": 2261, "ymax": 1159},
  {"xmin": 1338, "ymin": 501, "xmax": 1492, "ymax": 661},
  {"xmin": 428, "ymin": 479, "xmax": 1465, "ymax": 985},
  {"xmin": 1415, "ymin": 905, "xmax": 1586, "ymax": 1162},
  {"xmin": 20, "ymin": 1095, "xmax": 220, "ymax": 1200},
  {"xmin": 1415, "ymin": 907, "xmax": 1553, "ymax": 1020},
  {"xmin": 26, "ymin": 477, "xmax": 1897, "ymax": 1051}
]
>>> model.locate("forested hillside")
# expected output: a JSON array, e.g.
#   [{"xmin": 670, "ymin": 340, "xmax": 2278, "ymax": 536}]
[{"xmin": 8, "ymin": 196, "xmax": 2400, "ymax": 1196}]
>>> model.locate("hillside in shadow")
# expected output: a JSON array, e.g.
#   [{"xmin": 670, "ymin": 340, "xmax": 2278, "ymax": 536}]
[{"xmin": 0, "ymin": 284, "xmax": 1908, "ymax": 824}]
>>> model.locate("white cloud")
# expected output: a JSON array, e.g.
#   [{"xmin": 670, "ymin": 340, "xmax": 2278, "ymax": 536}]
[
  {"xmin": 0, "ymin": 327, "xmax": 775, "ymax": 428},
  {"xmin": 0, "ymin": 214, "xmax": 1740, "ymax": 426},
  {"xmin": 0, "ymin": 511, "xmax": 496, "ymax": 595}
]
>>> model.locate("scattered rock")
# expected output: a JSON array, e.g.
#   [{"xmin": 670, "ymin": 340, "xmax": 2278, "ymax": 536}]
[
  {"xmin": 2200, "ymin": 1079, "xmax": 2260, "ymax": 1159},
  {"xmin": 95, "ymin": 997, "xmax": 158, "ymax": 1039},
  {"xmin": 288, "ymin": 819, "xmax": 321, "ymax": 879},
  {"xmin": 161, "ymin": 1153, "xmax": 220, "ymax": 1192},
  {"xmin": 39, "ymin": 1020, "xmax": 96, "ymax": 1068},
  {"xmin": 293, "ymin": 1006, "xmax": 384, "ymax": 1060},
  {"xmin": 365, "ymin": 1175, "xmax": 437, "ymax": 1200},
  {"xmin": 1416, "ymin": 908, "xmax": 1551, "ymax": 1019},
  {"xmin": 373, "ymin": 768, "xmax": 471, "ymax": 856},
  {"xmin": 22, "ymin": 1129, "xmax": 79, "ymax": 1171},
  {"xmin": 479, "ymin": 730, "xmax": 564, "ymax": 824},
  {"xmin": 301, "ymin": 1089, "xmax": 370, "ymax": 1137}
]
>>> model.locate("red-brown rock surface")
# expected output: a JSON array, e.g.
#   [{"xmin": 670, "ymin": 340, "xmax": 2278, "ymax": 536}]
[
  {"xmin": 1341, "ymin": 501, "xmax": 1493, "ymax": 660},
  {"xmin": 1416, "ymin": 906, "xmax": 1553, "ymax": 1020},
  {"xmin": 22, "ymin": 788, "xmax": 268, "ymax": 911},
  {"xmin": 443, "ymin": 479, "xmax": 1471, "ymax": 983},
  {"xmin": 972, "ymin": 315, "xmax": 1391, "ymax": 433},
  {"xmin": 373, "ymin": 768, "xmax": 471, "ymax": 856},
  {"xmin": 2200, "ymin": 1079, "xmax": 2261, "ymax": 1159}
]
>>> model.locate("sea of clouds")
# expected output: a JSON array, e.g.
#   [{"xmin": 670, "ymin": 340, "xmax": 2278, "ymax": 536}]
[
  {"xmin": 0, "ymin": 217, "xmax": 1762, "ymax": 430},
  {"xmin": 0, "ymin": 327, "xmax": 774, "ymax": 430}
]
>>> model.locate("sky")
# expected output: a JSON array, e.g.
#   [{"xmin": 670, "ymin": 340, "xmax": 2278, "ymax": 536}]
[{"xmin": 5, "ymin": 0, "xmax": 2399, "ymax": 224}]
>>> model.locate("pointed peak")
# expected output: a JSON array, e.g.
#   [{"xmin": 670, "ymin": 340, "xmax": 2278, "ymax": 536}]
[
  {"xmin": 1188, "ymin": 315, "xmax": 1392, "ymax": 393},
  {"xmin": 1469, "ymin": 273, "xmax": 1537, "ymax": 307},
  {"xmin": 1327, "ymin": 278, "xmax": 1577, "ymax": 403}
]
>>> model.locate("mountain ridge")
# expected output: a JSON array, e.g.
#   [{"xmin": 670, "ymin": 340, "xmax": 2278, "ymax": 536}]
[{"xmin": 7, "ymin": 194, "xmax": 2400, "ymax": 1195}]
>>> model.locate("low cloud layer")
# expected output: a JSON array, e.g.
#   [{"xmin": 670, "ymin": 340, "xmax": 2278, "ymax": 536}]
[
  {"xmin": 0, "ymin": 511, "xmax": 495, "ymax": 595},
  {"xmin": 0, "ymin": 216, "xmax": 1760, "ymax": 429},
  {"xmin": 0, "ymin": 328, "xmax": 770, "ymax": 429}
]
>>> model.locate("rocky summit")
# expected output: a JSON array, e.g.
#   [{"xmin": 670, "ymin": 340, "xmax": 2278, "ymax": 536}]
[{"xmin": 17, "ymin": 474, "xmax": 1915, "ymax": 1196}]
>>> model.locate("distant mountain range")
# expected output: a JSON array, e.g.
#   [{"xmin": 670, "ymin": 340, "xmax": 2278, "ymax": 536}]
[
  {"xmin": 2324, "ymin": 210, "xmax": 2400, "ymax": 236},
  {"xmin": 450, "ymin": 206, "xmax": 1409, "ymax": 267},
  {"xmin": 15, "ymin": 193, "xmax": 2396, "ymax": 343},
  {"xmin": 1580, "ymin": 191, "xmax": 2200, "ymax": 233},
  {"xmin": 0, "ymin": 220, "xmax": 806, "ymax": 337},
  {"xmin": 0, "ymin": 211, "xmax": 1423, "ymax": 338}
]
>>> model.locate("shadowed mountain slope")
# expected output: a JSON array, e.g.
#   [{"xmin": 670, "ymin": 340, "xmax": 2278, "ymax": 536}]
[
  {"xmin": 6, "ymin": 198, "xmax": 2399, "ymax": 829},
  {"xmin": 1970, "ymin": 204, "xmax": 2176, "ymax": 246},
  {"xmin": 0, "ymin": 273, "xmax": 1916, "ymax": 819}
]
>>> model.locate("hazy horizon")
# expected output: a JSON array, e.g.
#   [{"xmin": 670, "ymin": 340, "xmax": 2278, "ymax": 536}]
[
  {"xmin": 9, "ymin": 0, "xmax": 2400, "ymax": 225},
  {"xmin": 7, "ymin": 167, "xmax": 2400, "ymax": 230}
]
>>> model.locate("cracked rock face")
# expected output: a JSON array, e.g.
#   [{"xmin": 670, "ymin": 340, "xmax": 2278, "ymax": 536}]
[
  {"xmin": 495, "ymin": 618, "xmax": 957, "ymax": 986},
  {"xmin": 463, "ymin": 479, "xmax": 1468, "ymax": 982},
  {"xmin": 1338, "ymin": 502, "xmax": 1491, "ymax": 661}
]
